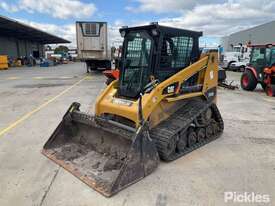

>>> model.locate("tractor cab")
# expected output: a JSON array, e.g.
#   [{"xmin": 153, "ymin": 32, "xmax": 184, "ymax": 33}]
[
  {"xmin": 241, "ymin": 44, "xmax": 275, "ymax": 96},
  {"xmin": 248, "ymin": 45, "xmax": 275, "ymax": 80}
]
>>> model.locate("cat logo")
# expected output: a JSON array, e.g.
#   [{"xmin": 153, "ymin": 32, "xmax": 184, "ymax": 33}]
[{"xmin": 167, "ymin": 85, "xmax": 175, "ymax": 93}]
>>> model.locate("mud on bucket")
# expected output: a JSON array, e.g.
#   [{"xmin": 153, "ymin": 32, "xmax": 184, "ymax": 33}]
[{"xmin": 42, "ymin": 107, "xmax": 159, "ymax": 197}]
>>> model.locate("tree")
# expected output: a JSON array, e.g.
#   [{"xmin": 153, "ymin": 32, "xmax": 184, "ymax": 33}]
[{"xmin": 54, "ymin": 45, "xmax": 69, "ymax": 54}]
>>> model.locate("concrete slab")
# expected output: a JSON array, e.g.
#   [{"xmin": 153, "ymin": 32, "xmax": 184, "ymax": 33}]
[{"xmin": 0, "ymin": 66, "xmax": 274, "ymax": 206}]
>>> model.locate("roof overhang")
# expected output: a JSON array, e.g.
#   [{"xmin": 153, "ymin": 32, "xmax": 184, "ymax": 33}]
[{"xmin": 0, "ymin": 15, "xmax": 70, "ymax": 44}]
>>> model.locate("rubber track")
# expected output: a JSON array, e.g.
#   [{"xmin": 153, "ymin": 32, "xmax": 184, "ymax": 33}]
[{"xmin": 150, "ymin": 100, "xmax": 224, "ymax": 161}]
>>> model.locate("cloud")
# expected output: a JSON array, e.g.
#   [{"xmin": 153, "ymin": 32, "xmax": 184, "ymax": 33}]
[
  {"xmin": 108, "ymin": 20, "xmax": 125, "ymax": 48},
  {"xmin": 139, "ymin": 0, "xmax": 275, "ymax": 37},
  {"xmin": 17, "ymin": 19, "xmax": 76, "ymax": 47},
  {"xmin": 0, "ymin": 0, "xmax": 96, "ymax": 19},
  {"xmin": 17, "ymin": 19, "xmax": 124, "ymax": 49},
  {"xmin": 127, "ymin": 0, "xmax": 226, "ymax": 13},
  {"xmin": 3, "ymin": 0, "xmax": 275, "ymax": 48},
  {"xmin": 0, "ymin": 2, "xmax": 19, "ymax": 12}
]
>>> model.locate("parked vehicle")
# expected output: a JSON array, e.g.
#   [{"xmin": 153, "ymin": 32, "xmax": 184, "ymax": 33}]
[
  {"xmin": 221, "ymin": 45, "xmax": 251, "ymax": 71},
  {"xmin": 220, "ymin": 51, "xmax": 241, "ymax": 69},
  {"xmin": 241, "ymin": 44, "xmax": 275, "ymax": 96},
  {"xmin": 42, "ymin": 24, "xmax": 224, "ymax": 197},
  {"xmin": 76, "ymin": 21, "xmax": 111, "ymax": 72},
  {"xmin": 229, "ymin": 59, "xmax": 249, "ymax": 72}
]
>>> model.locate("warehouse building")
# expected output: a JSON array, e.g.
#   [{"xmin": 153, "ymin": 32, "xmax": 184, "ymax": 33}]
[
  {"xmin": 221, "ymin": 20, "xmax": 275, "ymax": 52},
  {"xmin": 0, "ymin": 15, "xmax": 70, "ymax": 59}
]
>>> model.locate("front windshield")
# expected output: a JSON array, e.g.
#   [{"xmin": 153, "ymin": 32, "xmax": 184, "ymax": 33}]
[{"xmin": 121, "ymin": 31, "xmax": 152, "ymax": 96}]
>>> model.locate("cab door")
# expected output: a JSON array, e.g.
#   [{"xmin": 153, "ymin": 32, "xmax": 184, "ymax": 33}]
[
  {"xmin": 154, "ymin": 35, "xmax": 194, "ymax": 82},
  {"xmin": 249, "ymin": 47, "xmax": 267, "ymax": 82}
]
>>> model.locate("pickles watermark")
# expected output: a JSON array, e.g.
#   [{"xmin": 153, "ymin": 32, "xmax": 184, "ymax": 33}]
[{"xmin": 224, "ymin": 192, "xmax": 270, "ymax": 204}]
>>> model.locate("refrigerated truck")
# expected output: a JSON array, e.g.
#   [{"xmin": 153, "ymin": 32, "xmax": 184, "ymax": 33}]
[{"xmin": 76, "ymin": 21, "xmax": 111, "ymax": 72}]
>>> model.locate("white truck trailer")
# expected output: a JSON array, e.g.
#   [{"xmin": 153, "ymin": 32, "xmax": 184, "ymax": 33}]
[{"xmin": 76, "ymin": 21, "xmax": 111, "ymax": 72}]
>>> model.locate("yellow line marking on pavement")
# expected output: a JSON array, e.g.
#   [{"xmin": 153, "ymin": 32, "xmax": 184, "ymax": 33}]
[
  {"xmin": 0, "ymin": 75, "xmax": 89, "ymax": 138},
  {"xmin": 6, "ymin": 77, "xmax": 20, "ymax": 80},
  {"xmin": 33, "ymin": 77, "xmax": 44, "ymax": 80},
  {"xmin": 59, "ymin": 76, "xmax": 73, "ymax": 79},
  {"xmin": 264, "ymin": 97, "xmax": 275, "ymax": 103},
  {"xmin": 85, "ymin": 76, "xmax": 93, "ymax": 80},
  {"xmin": 33, "ymin": 76, "xmax": 74, "ymax": 80}
]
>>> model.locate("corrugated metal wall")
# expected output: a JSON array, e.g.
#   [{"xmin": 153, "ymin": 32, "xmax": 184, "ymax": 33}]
[
  {"xmin": 221, "ymin": 21, "xmax": 275, "ymax": 52},
  {"xmin": 0, "ymin": 36, "xmax": 17, "ymax": 57},
  {"xmin": 0, "ymin": 36, "xmax": 44, "ymax": 58}
]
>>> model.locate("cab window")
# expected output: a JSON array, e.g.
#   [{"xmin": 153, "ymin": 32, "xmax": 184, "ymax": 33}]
[
  {"xmin": 266, "ymin": 48, "xmax": 271, "ymax": 65},
  {"xmin": 157, "ymin": 35, "xmax": 193, "ymax": 81},
  {"xmin": 251, "ymin": 48, "xmax": 265, "ymax": 66}
]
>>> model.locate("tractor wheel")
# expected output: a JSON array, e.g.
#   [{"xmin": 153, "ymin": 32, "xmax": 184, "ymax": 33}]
[
  {"xmin": 265, "ymin": 85, "xmax": 275, "ymax": 97},
  {"xmin": 241, "ymin": 70, "xmax": 257, "ymax": 91}
]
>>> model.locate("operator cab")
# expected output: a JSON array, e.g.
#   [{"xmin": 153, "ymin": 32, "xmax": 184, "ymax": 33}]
[{"xmin": 118, "ymin": 23, "xmax": 202, "ymax": 98}]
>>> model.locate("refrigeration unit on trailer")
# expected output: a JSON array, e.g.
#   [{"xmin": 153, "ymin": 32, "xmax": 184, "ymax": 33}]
[{"xmin": 76, "ymin": 21, "xmax": 111, "ymax": 72}]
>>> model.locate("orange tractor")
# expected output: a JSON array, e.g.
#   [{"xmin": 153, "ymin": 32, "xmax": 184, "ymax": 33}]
[
  {"xmin": 241, "ymin": 44, "xmax": 275, "ymax": 96},
  {"xmin": 264, "ymin": 66, "xmax": 275, "ymax": 96}
]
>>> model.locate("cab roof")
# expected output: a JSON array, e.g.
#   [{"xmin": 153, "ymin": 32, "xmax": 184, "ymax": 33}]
[
  {"xmin": 249, "ymin": 44, "xmax": 275, "ymax": 48},
  {"xmin": 119, "ymin": 23, "xmax": 203, "ymax": 38}
]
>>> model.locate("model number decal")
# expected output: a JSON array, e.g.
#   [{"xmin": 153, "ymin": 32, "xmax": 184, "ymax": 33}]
[{"xmin": 112, "ymin": 98, "xmax": 133, "ymax": 106}]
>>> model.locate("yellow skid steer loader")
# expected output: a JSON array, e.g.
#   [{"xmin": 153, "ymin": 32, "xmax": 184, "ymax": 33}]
[{"xmin": 42, "ymin": 23, "xmax": 224, "ymax": 197}]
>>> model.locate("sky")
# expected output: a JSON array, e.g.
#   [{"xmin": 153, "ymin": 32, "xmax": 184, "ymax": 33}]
[{"xmin": 0, "ymin": 0, "xmax": 275, "ymax": 48}]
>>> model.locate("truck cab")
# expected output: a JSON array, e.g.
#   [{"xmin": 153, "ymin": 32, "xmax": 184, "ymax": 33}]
[{"xmin": 221, "ymin": 45, "xmax": 251, "ymax": 71}]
